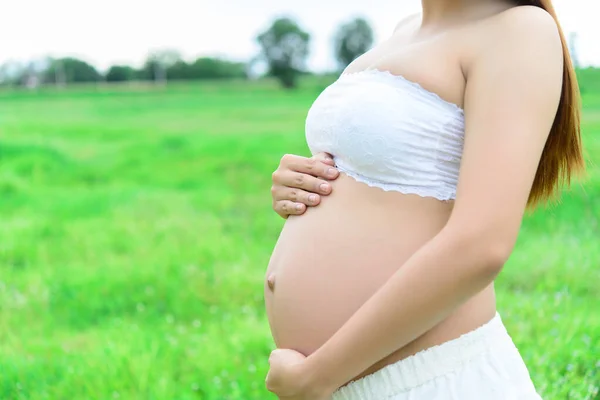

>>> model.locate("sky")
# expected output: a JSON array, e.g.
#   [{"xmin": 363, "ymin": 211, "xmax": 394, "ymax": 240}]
[{"xmin": 1, "ymin": 0, "xmax": 597, "ymax": 72}]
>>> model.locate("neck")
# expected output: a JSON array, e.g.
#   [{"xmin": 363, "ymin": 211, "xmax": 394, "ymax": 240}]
[{"xmin": 420, "ymin": 0, "xmax": 511, "ymax": 27}]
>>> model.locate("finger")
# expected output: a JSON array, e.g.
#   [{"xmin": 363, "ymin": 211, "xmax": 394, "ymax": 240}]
[
  {"xmin": 312, "ymin": 152, "xmax": 335, "ymax": 166},
  {"xmin": 269, "ymin": 348, "xmax": 282, "ymax": 361},
  {"xmin": 274, "ymin": 200, "xmax": 306, "ymax": 218},
  {"xmin": 287, "ymin": 156, "xmax": 339, "ymax": 180},
  {"xmin": 279, "ymin": 153, "xmax": 307, "ymax": 168},
  {"xmin": 265, "ymin": 372, "xmax": 274, "ymax": 392},
  {"xmin": 273, "ymin": 187, "xmax": 321, "ymax": 206},
  {"xmin": 274, "ymin": 171, "xmax": 333, "ymax": 195}
]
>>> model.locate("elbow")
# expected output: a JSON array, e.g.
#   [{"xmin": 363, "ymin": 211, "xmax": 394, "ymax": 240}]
[
  {"xmin": 447, "ymin": 227, "xmax": 514, "ymax": 277},
  {"xmin": 479, "ymin": 241, "xmax": 512, "ymax": 276}
]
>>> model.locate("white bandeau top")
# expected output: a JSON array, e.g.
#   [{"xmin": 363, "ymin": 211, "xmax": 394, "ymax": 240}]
[{"xmin": 305, "ymin": 69, "xmax": 466, "ymax": 201}]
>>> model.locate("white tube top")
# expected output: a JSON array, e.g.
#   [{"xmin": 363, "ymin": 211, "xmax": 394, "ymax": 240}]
[{"xmin": 305, "ymin": 69, "xmax": 465, "ymax": 201}]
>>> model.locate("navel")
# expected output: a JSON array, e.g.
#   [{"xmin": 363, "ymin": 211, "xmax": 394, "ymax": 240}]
[{"xmin": 267, "ymin": 273, "xmax": 276, "ymax": 291}]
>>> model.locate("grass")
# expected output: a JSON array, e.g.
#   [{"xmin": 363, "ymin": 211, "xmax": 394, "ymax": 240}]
[{"xmin": 0, "ymin": 72, "xmax": 598, "ymax": 400}]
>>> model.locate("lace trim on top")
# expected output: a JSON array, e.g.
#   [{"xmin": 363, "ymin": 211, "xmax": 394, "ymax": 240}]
[{"xmin": 335, "ymin": 162, "xmax": 456, "ymax": 201}]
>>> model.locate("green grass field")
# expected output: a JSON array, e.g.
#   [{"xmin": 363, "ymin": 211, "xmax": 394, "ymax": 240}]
[{"xmin": 0, "ymin": 72, "xmax": 599, "ymax": 400}]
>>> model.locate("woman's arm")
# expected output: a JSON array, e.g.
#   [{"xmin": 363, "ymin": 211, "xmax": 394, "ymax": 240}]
[
  {"xmin": 266, "ymin": 7, "xmax": 563, "ymax": 397},
  {"xmin": 271, "ymin": 152, "xmax": 339, "ymax": 218}
]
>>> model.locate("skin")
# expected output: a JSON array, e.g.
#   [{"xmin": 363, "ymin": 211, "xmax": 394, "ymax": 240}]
[{"xmin": 265, "ymin": 0, "xmax": 564, "ymax": 398}]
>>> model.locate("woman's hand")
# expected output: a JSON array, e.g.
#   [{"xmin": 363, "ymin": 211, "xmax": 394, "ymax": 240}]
[
  {"xmin": 266, "ymin": 349, "xmax": 335, "ymax": 400},
  {"xmin": 271, "ymin": 152, "xmax": 340, "ymax": 218}
]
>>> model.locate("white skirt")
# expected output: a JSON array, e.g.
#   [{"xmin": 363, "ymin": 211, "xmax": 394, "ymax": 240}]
[{"xmin": 331, "ymin": 313, "xmax": 542, "ymax": 400}]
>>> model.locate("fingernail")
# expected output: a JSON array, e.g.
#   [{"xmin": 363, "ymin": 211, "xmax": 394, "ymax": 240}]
[
  {"xmin": 320, "ymin": 183, "xmax": 330, "ymax": 193},
  {"xmin": 327, "ymin": 168, "xmax": 337, "ymax": 177},
  {"xmin": 309, "ymin": 194, "xmax": 317, "ymax": 203},
  {"xmin": 296, "ymin": 204, "xmax": 303, "ymax": 211}
]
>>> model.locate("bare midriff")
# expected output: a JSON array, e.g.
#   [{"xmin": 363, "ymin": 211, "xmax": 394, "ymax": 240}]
[{"xmin": 264, "ymin": 173, "xmax": 497, "ymax": 385}]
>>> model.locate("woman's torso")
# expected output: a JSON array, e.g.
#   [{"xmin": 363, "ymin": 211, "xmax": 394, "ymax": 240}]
[{"xmin": 265, "ymin": 6, "xmax": 513, "ymax": 384}]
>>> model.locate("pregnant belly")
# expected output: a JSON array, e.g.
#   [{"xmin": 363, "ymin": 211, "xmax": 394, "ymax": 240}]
[{"xmin": 264, "ymin": 174, "xmax": 455, "ymax": 374}]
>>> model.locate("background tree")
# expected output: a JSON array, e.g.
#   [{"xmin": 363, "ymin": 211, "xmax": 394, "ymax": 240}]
[
  {"xmin": 106, "ymin": 65, "xmax": 136, "ymax": 82},
  {"xmin": 140, "ymin": 49, "xmax": 182, "ymax": 84},
  {"xmin": 53, "ymin": 58, "xmax": 67, "ymax": 87},
  {"xmin": 256, "ymin": 17, "xmax": 310, "ymax": 89},
  {"xmin": 164, "ymin": 57, "xmax": 248, "ymax": 80},
  {"xmin": 167, "ymin": 60, "xmax": 192, "ymax": 80},
  {"xmin": 334, "ymin": 17, "xmax": 374, "ymax": 70},
  {"xmin": 0, "ymin": 60, "xmax": 26, "ymax": 86},
  {"xmin": 42, "ymin": 57, "xmax": 100, "ymax": 84},
  {"xmin": 185, "ymin": 57, "xmax": 247, "ymax": 80},
  {"xmin": 104, "ymin": 57, "xmax": 247, "ymax": 82}
]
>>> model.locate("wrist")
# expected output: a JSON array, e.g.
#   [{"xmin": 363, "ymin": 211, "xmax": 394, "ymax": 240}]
[{"xmin": 301, "ymin": 352, "xmax": 340, "ymax": 395}]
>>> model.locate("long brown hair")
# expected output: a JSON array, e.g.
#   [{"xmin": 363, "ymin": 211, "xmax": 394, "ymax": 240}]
[{"xmin": 517, "ymin": 0, "xmax": 585, "ymax": 207}]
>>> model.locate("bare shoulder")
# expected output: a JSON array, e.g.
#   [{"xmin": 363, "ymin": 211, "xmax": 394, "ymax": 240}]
[
  {"xmin": 463, "ymin": 5, "xmax": 564, "ymax": 119},
  {"xmin": 392, "ymin": 12, "xmax": 421, "ymax": 35},
  {"xmin": 494, "ymin": 5, "xmax": 561, "ymax": 41},
  {"xmin": 467, "ymin": 5, "xmax": 563, "ymax": 69}
]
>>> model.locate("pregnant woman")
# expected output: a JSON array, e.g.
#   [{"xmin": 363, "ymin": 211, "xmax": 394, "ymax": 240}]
[{"xmin": 264, "ymin": 0, "xmax": 584, "ymax": 399}]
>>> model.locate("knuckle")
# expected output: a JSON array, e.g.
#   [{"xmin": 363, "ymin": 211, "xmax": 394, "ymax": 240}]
[
  {"xmin": 281, "ymin": 153, "xmax": 292, "ymax": 164},
  {"xmin": 266, "ymin": 379, "xmax": 275, "ymax": 392},
  {"xmin": 294, "ymin": 174, "xmax": 304, "ymax": 186},
  {"xmin": 271, "ymin": 170, "xmax": 280, "ymax": 182},
  {"xmin": 318, "ymin": 165, "xmax": 329, "ymax": 176},
  {"xmin": 289, "ymin": 190, "xmax": 298, "ymax": 201},
  {"xmin": 305, "ymin": 157, "xmax": 316, "ymax": 170}
]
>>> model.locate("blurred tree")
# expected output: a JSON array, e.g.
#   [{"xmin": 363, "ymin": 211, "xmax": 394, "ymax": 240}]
[
  {"xmin": 191, "ymin": 57, "xmax": 246, "ymax": 79},
  {"xmin": 167, "ymin": 60, "xmax": 192, "ymax": 80},
  {"xmin": 106, "ymin": 65, "xmax": 136, "ymax": 82},
  {"xmin": 0, "ymin": 65, "xmax": 7, "ymax": 85},
  {"xmin": 334, "ymin": 17, "xmax": 374, "ymax": 70},
  {"xmin": 53, "ymin": 59, "xmax": 67, "ymax": 87},
  {"xmin": 24, "ymin": 59, "xmax": 51, "ymax": 88},
  {"xmin": 164, "ymin": 57, "xmax": 247, "ymax": 80},
  {"xmin": 0, "ymin": 60, "xmax": 25, "ymax": 86},
  {"xmin": 256, "ymin": 17, "xmax": 310, "ymax": 89},
  {"xmin": 0, "ymin": 59, "xmax": 51, "ymax": 87},
  {"xmin": 140, "ymin": 49, "xmax": 182, "ymax": 84},
  {"xmin": 42, "ymin": 58, "xmax": 101, "ymax": 84}
]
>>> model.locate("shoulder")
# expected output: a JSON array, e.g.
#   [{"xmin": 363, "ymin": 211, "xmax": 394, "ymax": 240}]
[
  {"xmin": 462, "ymin": 6, "xmax": 564, "ymax": 121},
  {"xmin": 478, "ymin": 5, "xmax": 563, "ymax": 56},
  {"xmin": 392, "ymin": 12, "xmax": 421, "ymax": 35},
  {"xmin": 494, "ymin": 5, "xmax": 561, "ymax": 42},
  {"xmin": 468, "ymin": 6, "xmax": 563, "ymax": 71}
]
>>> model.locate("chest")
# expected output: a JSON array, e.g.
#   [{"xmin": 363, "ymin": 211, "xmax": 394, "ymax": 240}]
[
  {"xmin": 344, "ymin": 34, "xmax": 466, "ymax": 110},
  {"xmin": 304, "ymin": 72, "xmax": 465, "ymax": 169}
]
